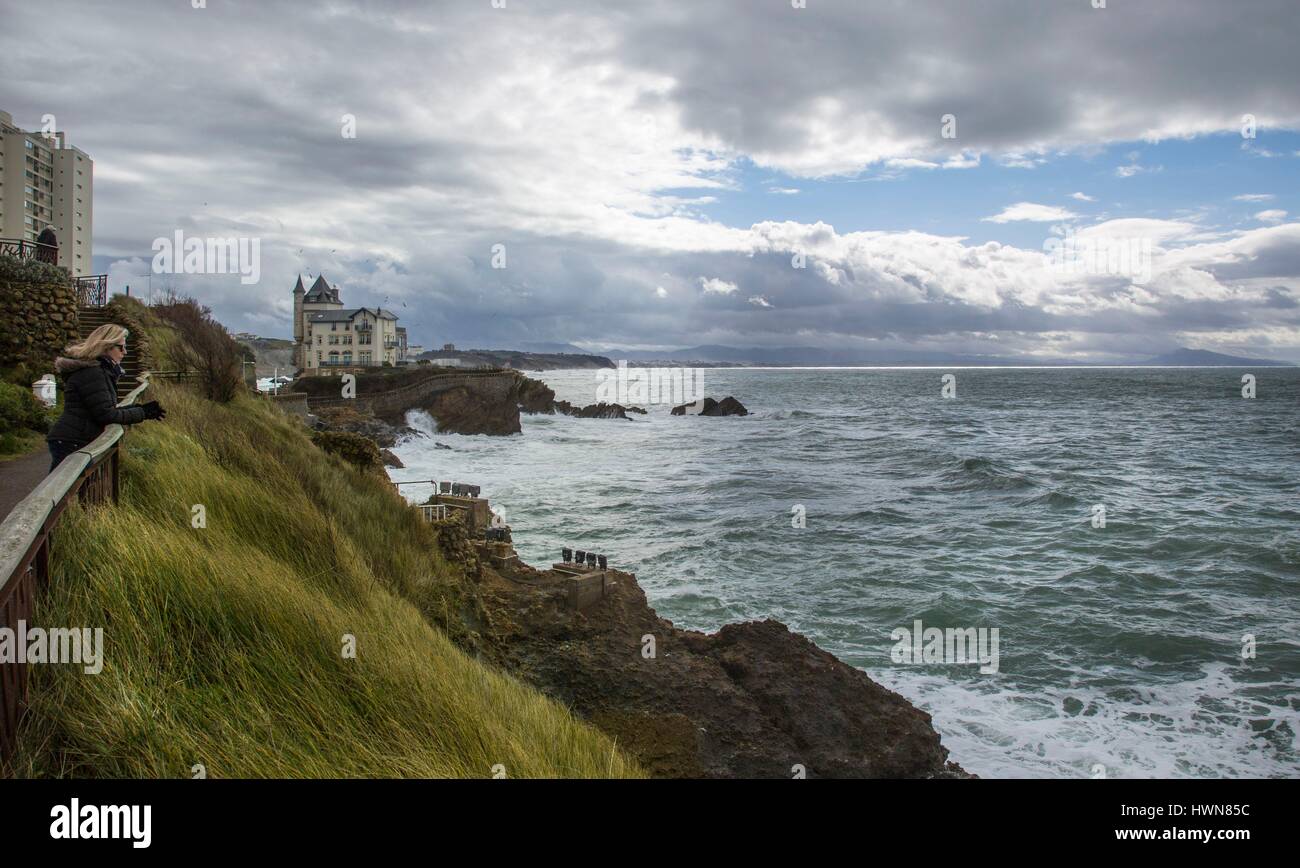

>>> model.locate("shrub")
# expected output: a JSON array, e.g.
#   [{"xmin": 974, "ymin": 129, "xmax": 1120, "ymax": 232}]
[
  {"xmin": 151, "ymin": 297, "xmax": 243, "ymax": 402},
  {"xmin": 0, "ymin": 380, "xmax": 50, "ymax": 435}
]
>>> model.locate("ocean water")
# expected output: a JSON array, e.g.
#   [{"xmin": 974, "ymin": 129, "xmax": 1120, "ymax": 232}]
[{"xmin": 389, "ymin": 367, "xmax": 1300, "ymax": 779}]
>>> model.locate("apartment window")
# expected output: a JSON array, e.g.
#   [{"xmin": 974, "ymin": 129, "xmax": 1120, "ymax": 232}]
[
  {"xmin": 329, "ymin": 335, "xmax": 339, "ymax": 345},
  {"xmin": 330, "ymin": 323, "xmax": 337, "ymax": 331}
]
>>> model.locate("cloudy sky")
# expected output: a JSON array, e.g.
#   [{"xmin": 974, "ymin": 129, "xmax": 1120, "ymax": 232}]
[{"xmin": 4, "ymin": 0, "xmax": 1300, "ymax": 360}]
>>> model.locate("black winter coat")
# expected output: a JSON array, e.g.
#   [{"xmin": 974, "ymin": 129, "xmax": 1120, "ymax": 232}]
[{"xmin": 46, "ymin": 356, "xmax": 146, "ymax": 446}]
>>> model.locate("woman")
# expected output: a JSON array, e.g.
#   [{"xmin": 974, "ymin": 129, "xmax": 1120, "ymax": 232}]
[{"xmin": 46, "ymin": 324, "xmax": 166, "ymax": 472}]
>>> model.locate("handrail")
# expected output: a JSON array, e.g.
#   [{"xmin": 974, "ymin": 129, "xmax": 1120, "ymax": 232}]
[{"xmin": 0, "ymin": 372, "xmax": 151, "ymax": 764}]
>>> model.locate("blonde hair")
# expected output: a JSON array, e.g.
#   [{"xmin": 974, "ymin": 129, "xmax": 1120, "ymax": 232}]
[{"xmin": 65, "ymin": 324, "xmax": 129, "ymax": 361}]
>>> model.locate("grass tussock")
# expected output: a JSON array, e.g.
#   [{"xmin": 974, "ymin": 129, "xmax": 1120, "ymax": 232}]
[{"xmin": 11, "ymin": 382, "xmax": 641, "ymax": 778}]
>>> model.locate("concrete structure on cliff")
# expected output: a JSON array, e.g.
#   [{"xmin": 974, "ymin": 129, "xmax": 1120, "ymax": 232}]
[{"xmin": 291, "ymin": 274, "xmax": 404, "ymax": 373}]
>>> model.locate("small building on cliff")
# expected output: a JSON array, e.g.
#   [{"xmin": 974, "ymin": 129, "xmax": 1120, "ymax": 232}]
[{"xmin": 291, "ymin": 274, "xmax": 403, "ymax": 373}]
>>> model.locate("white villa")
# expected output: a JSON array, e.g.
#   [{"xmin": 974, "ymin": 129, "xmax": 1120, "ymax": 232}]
[{"xmin": 291, "ymin": 274, "xmax": 405, "ymax": 373}]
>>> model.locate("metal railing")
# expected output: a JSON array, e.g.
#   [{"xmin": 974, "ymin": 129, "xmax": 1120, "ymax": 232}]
[
  {"xmin": 0, "ymin": 373, "xmax": 151, "ymax": 765},
  {"xmin": 75, "ymin": 274, "xmax": 108, "ymax": 307},
  {"xmin": 419, "ymin": 504, "xmax": 450, "ymax": 523},
  {"xmin": 0, "ymin": 238, "xmax": 58, "ymax": 264}
]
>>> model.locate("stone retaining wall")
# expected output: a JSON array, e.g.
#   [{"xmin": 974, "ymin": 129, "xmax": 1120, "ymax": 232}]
[{"xmin": 0, "ymin": 255, "xmax": 78, "ymax": 372}]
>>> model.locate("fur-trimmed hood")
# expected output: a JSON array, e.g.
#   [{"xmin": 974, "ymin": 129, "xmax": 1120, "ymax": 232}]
[{"xmin": 54, "ymin": 356, "xmax": 102, "ymax": 375}]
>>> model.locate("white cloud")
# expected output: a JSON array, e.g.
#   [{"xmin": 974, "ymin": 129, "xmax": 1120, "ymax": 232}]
[
  {"xmin": 654, "ymin": 286, "xmax": 669, "ymax": 298},
  {"xmin": 998, "ymin": 153, "xmax": 1048, "ymax": 169},
  {"xmin": 983, "ymin": 202, "xmax": 1079, "ymax": 223},
  {"xmin": 942, "ymin": 152, "xmax": 981, "ymax": 169},
  {"xmin": 699, "ymin": 277, "xmax": 738, "ymax": 294},
  {"xmin": 769, "ymin": 187, "xmax": 800, "ymax": 195},
  {"xmin": 747, "ymin": 295, "xmax": 772, "ymax": 308},
  {"xmin": 1070, "ymin": 192, "xmax": 1096, "ymax": 202},
  {"xmin": 884, "ymin": 157, "xmax": 940, "ymax": 170},
  {"xmin": 1234, "ymin": 194, "xmax": 1275, "ymax": 202},
  {"xmin": 1256, "ymin": 209, "xmax": 1288, "ymax": 223}
]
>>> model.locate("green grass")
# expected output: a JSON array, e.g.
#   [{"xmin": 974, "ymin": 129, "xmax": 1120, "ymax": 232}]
[
  {"xmin": 0, "ymin": 428, "xmax": 44, "ymax": 461},
  {"xmin": 11, "ymin": 382, "xmax": 641, "ymax": 778}
]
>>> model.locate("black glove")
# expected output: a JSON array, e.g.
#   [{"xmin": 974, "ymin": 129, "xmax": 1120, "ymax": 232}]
[{"xmin": 141, "ymin": 401, "xmax": 166, "ymax": 420}]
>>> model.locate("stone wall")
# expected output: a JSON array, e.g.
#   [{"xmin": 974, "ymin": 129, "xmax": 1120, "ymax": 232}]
[
  {"xmin": 306, "ymin": 371, "xmax": 522, "ymax": 426},
  {"xmin": 0, "ymin": 255, "xmax": 79, "ymax": 373}
]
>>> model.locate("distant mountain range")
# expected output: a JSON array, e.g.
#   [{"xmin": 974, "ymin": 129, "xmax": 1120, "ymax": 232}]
[
  {"xmin": 577, "ymin": 345, "xmax": 1296, "ymax": 367},
  {"xmin": 1134, "ymin": 348, "xmax": 1295, "ymax": 367}
]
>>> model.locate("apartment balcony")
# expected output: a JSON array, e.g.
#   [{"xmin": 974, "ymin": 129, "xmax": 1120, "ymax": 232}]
[{"xmin": 0, "ymin": 237, "xmax": 57, "ymax": 263}]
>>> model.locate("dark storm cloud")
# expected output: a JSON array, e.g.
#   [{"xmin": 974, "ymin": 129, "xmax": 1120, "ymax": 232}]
[
  {"xmin": 617, "ymin": 0, "xmax": 1300, "ymax": 172},
  {"xmin": 2, "ymin": 0, "xmax": 1298, "ymax": 360}
]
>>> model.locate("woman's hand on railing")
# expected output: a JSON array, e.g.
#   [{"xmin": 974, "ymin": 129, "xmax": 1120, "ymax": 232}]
[{"xmin": 141, "ymin": 400, "xmax": 167, "ymax": 420}]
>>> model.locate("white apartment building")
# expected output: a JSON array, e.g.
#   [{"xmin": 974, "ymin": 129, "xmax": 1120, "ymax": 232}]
[{"xmin": 0, "ymin": 110, "xmax": 93, "ymax": 274}]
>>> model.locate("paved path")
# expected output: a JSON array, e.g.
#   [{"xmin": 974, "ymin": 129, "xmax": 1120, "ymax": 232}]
[{"xmin": 0, "ymin": 448, "xmax": 49, "ymax": 523}]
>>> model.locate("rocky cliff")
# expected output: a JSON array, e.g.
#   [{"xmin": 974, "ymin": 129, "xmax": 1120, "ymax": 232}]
[{"xmin": 434, "ymin": 518, "xmax": 969, "ymax": 779}]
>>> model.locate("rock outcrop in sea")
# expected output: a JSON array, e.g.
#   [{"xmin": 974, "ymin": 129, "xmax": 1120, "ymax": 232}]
[{"xmin": 670, "ymin": 396, "xmax": 749, "ymax": 416}]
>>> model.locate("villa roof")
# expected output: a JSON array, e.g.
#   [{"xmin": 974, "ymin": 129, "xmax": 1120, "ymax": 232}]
[
  {"xmin": 355, "ymin": 306, "xmax": 399, "ymax": 321},
  {"xmin": 303, "ymin": 274, "xmax": 340, "ymax": 304},
  {"xmin": 292, "ymin": 274, "xmax": 306, "ymax": 293},
  {"xmin": 307, "ymin": 307, "xmax": 400, "ymax": 324}
]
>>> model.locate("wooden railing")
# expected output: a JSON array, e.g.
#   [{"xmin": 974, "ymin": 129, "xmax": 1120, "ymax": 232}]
[{"xmin": 0, "ymin": 373, "xmax": 151, "ymax": 766}]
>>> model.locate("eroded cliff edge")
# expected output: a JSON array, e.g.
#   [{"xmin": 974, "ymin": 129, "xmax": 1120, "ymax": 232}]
[{"xmin": 432, "ymin": 521, "xmax": 970, "ymax": 779}]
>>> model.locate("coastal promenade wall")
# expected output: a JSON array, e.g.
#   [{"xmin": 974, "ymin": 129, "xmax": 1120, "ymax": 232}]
[{"xmin": 305, "ymin": 369, "xmax": 521, "ymax": 419}]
